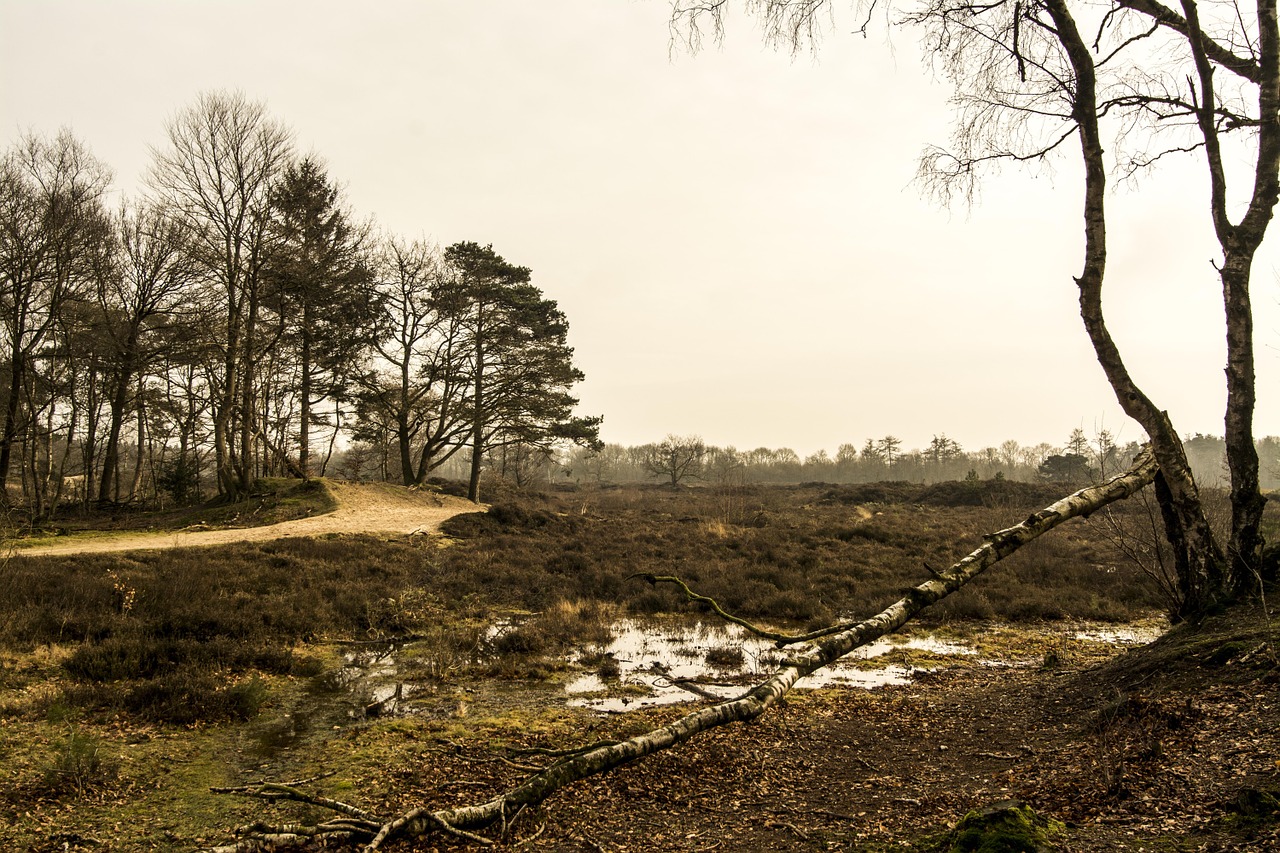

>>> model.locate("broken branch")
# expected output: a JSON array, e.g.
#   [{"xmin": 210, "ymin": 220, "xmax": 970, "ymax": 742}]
[{"xmin": 209, "ymin": 446, "xmax": 1158, "ymax": 851}]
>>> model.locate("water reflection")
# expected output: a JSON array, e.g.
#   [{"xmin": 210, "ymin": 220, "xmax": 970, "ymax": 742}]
[
  {"xmin": 324, "ymin": 616, "xmax": 1165, "ymax": 718},
  {"xmin": 336, "ymin": 642, "xmax": 415, "ymax": 717},
  {"xmin": 1072, "ymin": 624, "xmax": 1164, "ymax": 645},
  {"xmin": 562, "ymin": 618, "xmax": 966, "ymax": 713}
]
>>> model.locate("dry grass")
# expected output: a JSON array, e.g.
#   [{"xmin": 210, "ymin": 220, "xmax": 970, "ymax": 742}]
[
  {"xmin": 440, "ymin": 482, "xmax": 1173, "ymax": 627},
  {"xmin": 0, "ymin": 480, "xmax": 1195, "ymax": 731},
  {"xmin": 0, "ymin": 478, "xmax": 1272, "ymax": 851}
]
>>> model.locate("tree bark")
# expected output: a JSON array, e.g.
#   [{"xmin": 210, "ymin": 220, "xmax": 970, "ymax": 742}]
[
  {"xmin": 467, "ymin": 325, "xmax": 485, "ymax": 503},
  {"xmin": 299, "ymin": 301, "xmax": 313, "ymax": 478},
  {"xmin": 1180, "ymin": 0, "xmax": 1280, "ymax": 592},
  {"xmin": 128, "ymin": 388, "xmax": 147, "ymax": 502},
  {"xmin": 0, "ymin": 351, "xmax": 24, "ymax": 497},
  {"xmin": 1046, "ymin": 0, "xmax": 1227, "ymax": 617},
  {"xmin": 98, "ymin": 328, "xmax": 139, "ymax": 503}
]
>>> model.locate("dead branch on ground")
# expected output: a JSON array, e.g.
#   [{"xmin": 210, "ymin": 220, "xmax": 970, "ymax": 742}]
[{"xmin": 208, "ymin": 446, "xmax": 1158, "ymax": 852}]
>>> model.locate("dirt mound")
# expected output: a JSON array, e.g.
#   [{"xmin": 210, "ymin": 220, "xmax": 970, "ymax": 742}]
[{"xmin": 12, "ymin": 481, "xmax": 477, "ymax": 557}]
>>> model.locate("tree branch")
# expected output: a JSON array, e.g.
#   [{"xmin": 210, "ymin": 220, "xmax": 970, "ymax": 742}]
[
  {"xmin": 628, "ymin": 572, "xmax": 810, "ymax": 643},
  {"xmin": 209, "ymin": 446, "xmax": 1159, "ymax": 851},
  {"xmin": 1116, "ymin": 0, "xmax": 1263, "ymax": 82}
]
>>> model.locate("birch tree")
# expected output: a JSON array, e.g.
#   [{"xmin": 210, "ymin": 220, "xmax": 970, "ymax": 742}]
[{"xmin": 672, "ymin": 0, "xmax": 1279, "ymax": 619}]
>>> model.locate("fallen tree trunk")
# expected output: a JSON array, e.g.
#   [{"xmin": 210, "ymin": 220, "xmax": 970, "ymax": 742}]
[{"xmin": 209, "ymin": 446, "xmax": 1159, "ymax": 852}]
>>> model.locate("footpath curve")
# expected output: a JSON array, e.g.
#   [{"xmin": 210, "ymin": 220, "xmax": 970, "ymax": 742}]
[{"xmin": 13, "ymin": 481, "xmax": 479, "ymax": 557}]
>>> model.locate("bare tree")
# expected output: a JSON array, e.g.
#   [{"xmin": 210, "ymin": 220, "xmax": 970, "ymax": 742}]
[
  {"xmin": 641, "ymin": 433, "xmax": 707, "ymax": 485},
  {"xmin": 672, "ymin": 0, "xmax": 1278, "ymax": 618},
  {"xmin": 999, "ymin": 439, "xmax": 1022, "ymax": 472},
  {"xmin": 0, "ymin": 129, "xmax": 112, "ymax": 500},
  {"xmin": 359, "ymin": 236, "xmax": 473, "ymax": 485},
  {"xmin": 92, "ymin": 201, "xmax": 198, "ymax": 503},
  {"xmin": 147, "ymin": 90, "xmax": 293, "ymax": 500}
]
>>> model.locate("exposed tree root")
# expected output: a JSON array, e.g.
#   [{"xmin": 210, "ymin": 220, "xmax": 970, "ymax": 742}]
[{"xmin": 207, "ymin": 447, "xmax": 1158, "ymax": 852}]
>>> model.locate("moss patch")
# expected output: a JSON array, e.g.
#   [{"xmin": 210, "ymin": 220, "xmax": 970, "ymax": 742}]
[{"xmin": 940, "ymin": 800, "xmax": 1064, "ymax": 852}]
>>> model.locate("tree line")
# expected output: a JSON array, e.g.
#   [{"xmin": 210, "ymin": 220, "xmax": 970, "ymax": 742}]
[
  {"xmin": 387, "ymin": 428, "xmax": 1273, "ymax": 491},
  {"xmin": 0, "ymin": 91, "xmax": 599, "ymax": 512}
]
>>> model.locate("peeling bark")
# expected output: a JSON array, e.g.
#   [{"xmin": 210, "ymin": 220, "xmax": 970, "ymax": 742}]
[{"xmin": 210, "ymin": 447, "xmax": 1159, "ymax": 852}]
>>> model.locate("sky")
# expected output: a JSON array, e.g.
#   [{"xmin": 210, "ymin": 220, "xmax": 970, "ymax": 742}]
[{"xmin": 2, "ymin": 0, "xmax": 1276, "ymax": 458}]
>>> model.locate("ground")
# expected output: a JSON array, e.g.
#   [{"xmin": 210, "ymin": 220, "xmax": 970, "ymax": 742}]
[
  {"xmin": 2, "ymin": 482, "xmax": 1277, "ymax": 852},
  {"xmin": 10, "ymin": 480, "xmax": 476, "ymax": 557},
  {"xmin": 341, "ymin": 606, "xmax": 1278, "ymax": 852}
]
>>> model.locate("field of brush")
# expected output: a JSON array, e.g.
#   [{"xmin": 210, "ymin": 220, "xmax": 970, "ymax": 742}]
[{"xmin": 0, "ymin": 478, "xmax": 1202, "ymax": 849}]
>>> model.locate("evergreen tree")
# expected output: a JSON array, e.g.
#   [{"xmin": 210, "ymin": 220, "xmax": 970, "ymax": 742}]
[
  {"xmin": 265, "ymin": 157, "xmax": 374, "ymax": 476},
  {"xmin": 443, "ymin": 241, "xmax": 599, "ymax": 502}
]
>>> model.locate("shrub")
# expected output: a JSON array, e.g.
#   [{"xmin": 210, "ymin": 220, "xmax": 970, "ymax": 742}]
[
  {"xmin": 821, "ymin": 482, "xmax": 919, "ymax": 505},
  {"xmin": 156, "ymin": 456, "xmax": 200, "ymax": 504},
  {"xmin": 62, "ymin": 637, "xmax": 294, "ymax": 682},
  {"xmin": 120, "ymin": 673, "xmax": 266, "ymax": 724},
  {"xmin": 832, "ymin": 524, "xmax": 901, "ymax": 546},
  {"xmin": 535, "ymin": 599, "xmax": 617, "ymax": 645},
  {"xmin": 931, "ymin": 589, "xmax": 996, "ymax": 622},
  {"xmin": 761, "ymin": 590, "xmax": 831, "ymax": 624},
  {"xmin": 488, "ymin": 623, "xmax": 550, "ymax": 657},
  {"xmin": 40, "ymin": 727, "xmax": 117, "ymax": 797},
  {"xmin": 424, "ymin": 477, "xmax": 469, "ymax": 498}
]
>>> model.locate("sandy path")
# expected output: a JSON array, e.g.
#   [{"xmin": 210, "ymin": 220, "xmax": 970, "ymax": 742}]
[{"xmin": 13, "ymin": 481, "xmax": 479, "ymax": 557}]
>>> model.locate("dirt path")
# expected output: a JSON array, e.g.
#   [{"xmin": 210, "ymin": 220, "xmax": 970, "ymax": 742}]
[{"xmin": 13, "ymin": 481, "xmax": 479, "ymax": 557}]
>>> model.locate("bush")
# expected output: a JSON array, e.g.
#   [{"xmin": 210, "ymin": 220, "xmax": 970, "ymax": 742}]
[
  {"xmin": 40, "ymin": 727, "xmax": 117, "ymax": 797},
  {"xmin": 822, "ymin": 482, "xmax": 919, "ymax": 505},
  {"xmin": 137, "ymin": 673, "xmax": 264, "ymax": 723},
  {"xmin": 488, "ymin": 623, "xmax": 551, "ymax": 656},
  {"xmin": 424, "ymin": 477, "xmax": 469, "ymax": 498},
  {"xmin": 156, "ymin": 456, "xmax": 201, "ymax": 504},
  {"xmin": 62, "ymin": 636, "xmax": 294, "ymax": 682}
]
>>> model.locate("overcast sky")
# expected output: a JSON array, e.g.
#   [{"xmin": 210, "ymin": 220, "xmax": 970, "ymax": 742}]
[{"xmin": 3, "ymin": 0, "xmax": 1275, "ymax": 457}]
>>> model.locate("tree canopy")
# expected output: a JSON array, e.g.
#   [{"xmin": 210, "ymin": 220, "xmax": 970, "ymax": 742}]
[{"xmin": 0, "ymin": 92, "xmax": 599, "ymax": 511}]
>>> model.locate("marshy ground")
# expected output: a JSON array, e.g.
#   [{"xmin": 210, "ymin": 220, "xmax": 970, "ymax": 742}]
[{"xmin": 0, "ymin": 479, "xmax": 1276, "ymax": 851}]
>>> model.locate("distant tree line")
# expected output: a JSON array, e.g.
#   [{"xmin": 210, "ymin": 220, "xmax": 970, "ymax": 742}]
[
  {"xmin": 551, "ymin": 430, "xmax": 1280, "ymax": 490},
  {"xmin": 0, "ymin": 91, "xmax": 598, "ymax": 513}
]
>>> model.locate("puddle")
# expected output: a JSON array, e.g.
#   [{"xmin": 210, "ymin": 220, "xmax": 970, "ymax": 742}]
[
  {"xmin": 321, "ymin": 616, "xmax": 1168, "ymax": 719},
  {"xmin": 562, "ymin": 619, "xmax": 970, "ymax": 713},
  {"xmin": 365, "ymin": 681, "xmax": 417, "ymax": 717},
  {"xmin": 1073, "ymin": 623, "xmax": 1166, "ymax": 645},
  {"xmin": 308, "ymin": 642, "xmax": 421, "ymax": 718},
  {"xmin": 250, "ymin": 708, "xmax": 314, "ymax": 758}
]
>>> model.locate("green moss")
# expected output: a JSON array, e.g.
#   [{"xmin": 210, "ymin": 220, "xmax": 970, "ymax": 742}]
[
  {"xmin": 1220, "ymin": 786, "xmax": 1280, "ymax": 830},
  {"xmin": 1204, "ymin": 640, "xmax": 1248, "ymax": 666},
  {"xmin": 942, "ymin": 801, "xmax": 1064, "ymax": 853}
]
